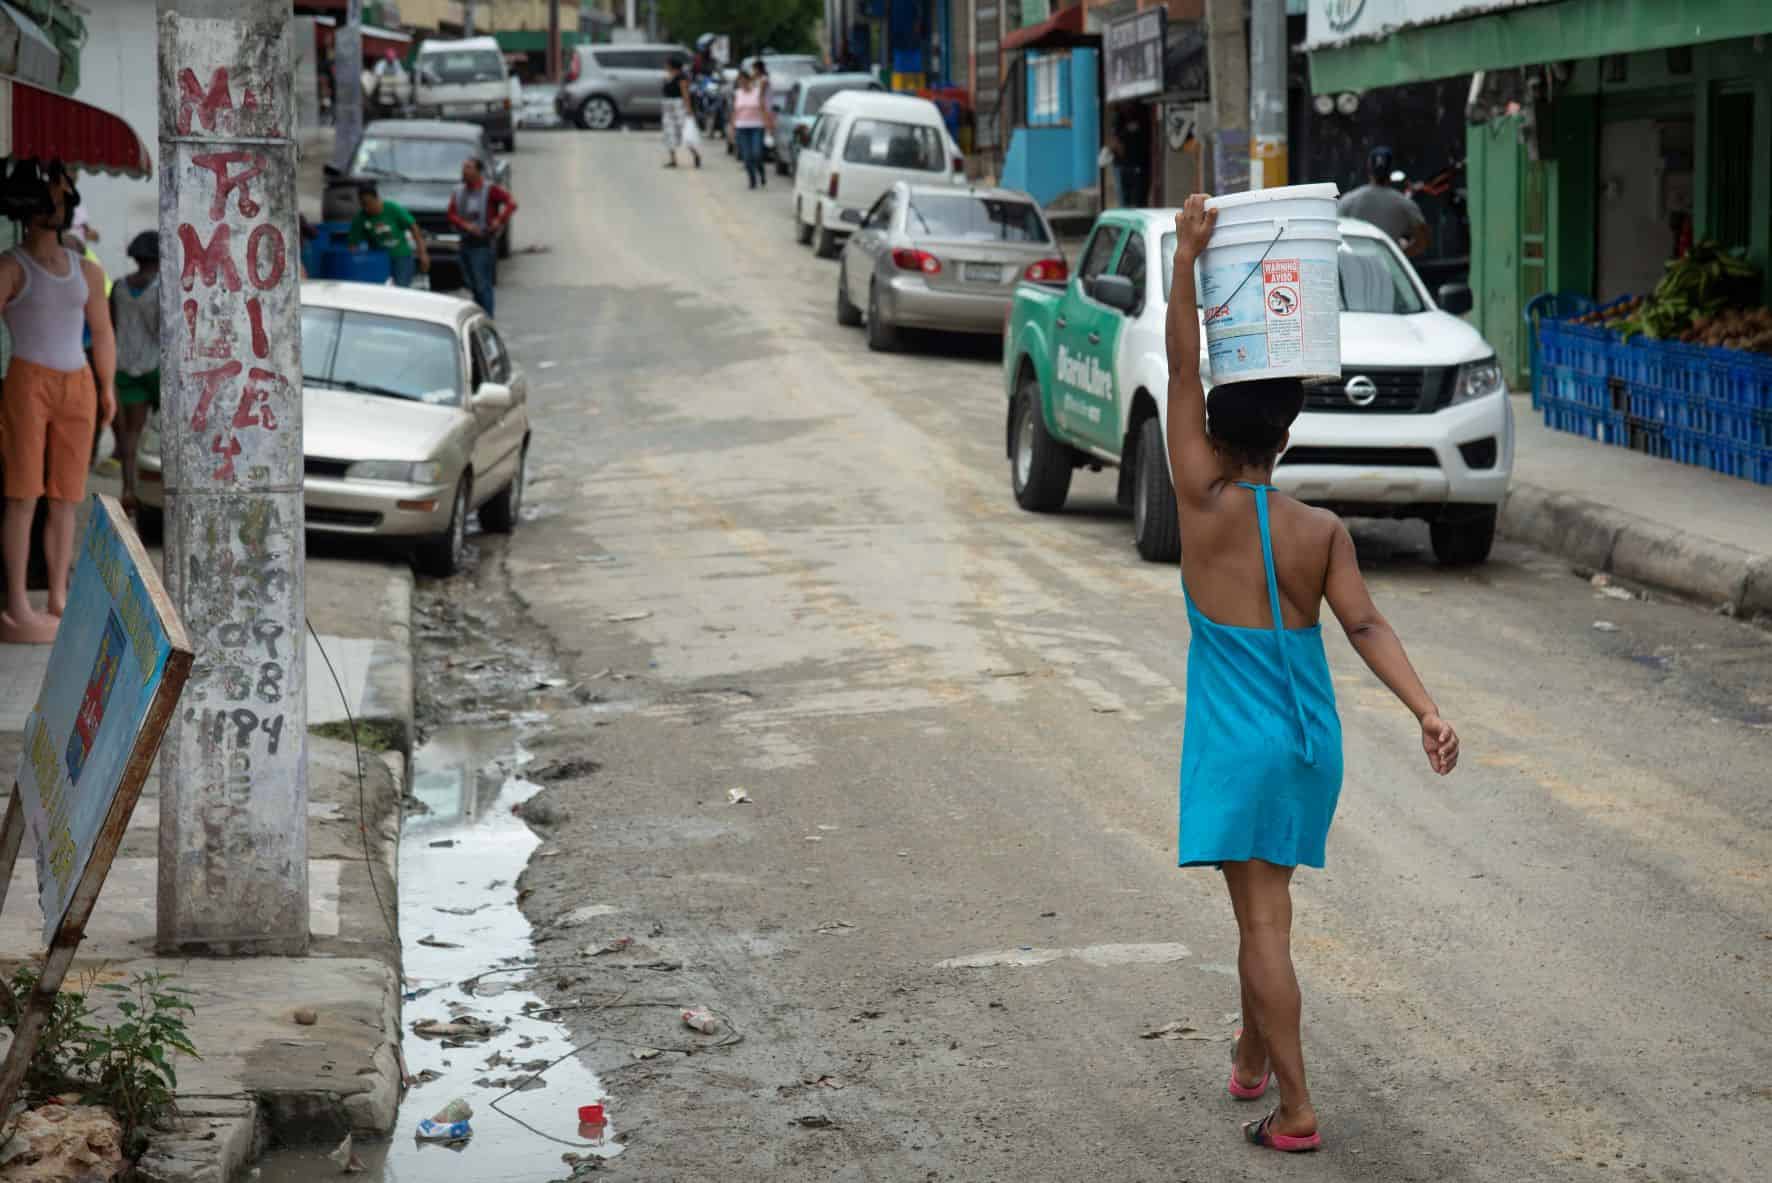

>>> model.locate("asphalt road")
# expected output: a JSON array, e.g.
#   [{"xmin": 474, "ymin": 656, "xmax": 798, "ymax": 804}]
[{"xmin": 467, "ymin": 129, "xmax": 1772, "ymax": 1182}]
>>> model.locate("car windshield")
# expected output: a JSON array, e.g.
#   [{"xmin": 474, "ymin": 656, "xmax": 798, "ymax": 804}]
[
  {"xmin": 1160, "ymin": 232, "xmax": 1427, "ymax": 315},
  {"xmin": 906, "ymin": 193, "xmax": 1049, "ymax": 242},
  {"xmin": 351, "ymin": 136, "xmax": 474, "ymax": 182},
  {"xmin": 803, "ymin": 81, "xmax": 866, "ymax": 115},
  {"xmin": 302, "ymin": 307, "xmax": 462, "ymax": 406},
  {"xmin": 764, "ymin": 57, "xmax": 818, "ymax": 82},
  {"xmin": 422, "ymin": 49, "xmax": 504, "ymax": 84},
  {"xmin": 843, "ymin": 119, "xmax": 945, "ymax": 170}
]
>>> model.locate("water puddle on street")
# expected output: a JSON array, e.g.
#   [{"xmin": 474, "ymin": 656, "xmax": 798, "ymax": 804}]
[{"xmin": 255, "ymin": 725, "xmax": 618, "ymax": 1182}]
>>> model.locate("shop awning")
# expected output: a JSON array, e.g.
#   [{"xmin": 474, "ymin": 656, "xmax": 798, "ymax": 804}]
[
  {"xmin": 314, "ymin": 18, "xmax": 415, "ymax": 62},
  {"xmin": 1003, "ymin": 3, "xmax": 1095, "ymax": 53},
  {"xmin": 0, "ymin": 76, "xmax": 150, "ymax": 179}
]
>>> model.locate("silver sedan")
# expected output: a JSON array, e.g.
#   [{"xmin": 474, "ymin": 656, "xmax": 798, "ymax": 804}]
[{"xmin": 834, "ymin": 183, "xmax": 1065, "ymax": 352}]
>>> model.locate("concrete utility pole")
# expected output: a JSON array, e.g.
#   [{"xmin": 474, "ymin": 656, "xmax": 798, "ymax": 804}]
[
  {"xmin": 329, "ymin": 0, "xmax": 363, "ymax": 172},
  {"xmin": 156, "ymin": 0, "xmax": 309, "ymax": 956},
  {"xmin": 548, "ymin": 0, "xmax": 562, "ymax": 80},
  {"xmin": 1204, "ymin": 0, "xmax": 1250, "ymax": 192},
  {"xmin": 464, "ymin": 0, "xmax": 477, "ymax": 38},
  {"xmin": 626, "ymin": 0, "xmax": 637, "ymax": 32},
  {"xmin": 1248, "ymin": 0, "xmax": 1287, "ymax": 190}
]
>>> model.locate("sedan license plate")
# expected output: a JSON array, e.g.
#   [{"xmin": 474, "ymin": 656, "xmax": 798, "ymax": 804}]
[{"xmin": 962, "ymin": 262, "xmax": 1003, "ymax": 284}]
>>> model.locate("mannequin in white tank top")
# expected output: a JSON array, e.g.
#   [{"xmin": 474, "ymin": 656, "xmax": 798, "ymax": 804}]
[{"xmin": 0, "ymin": 166, "xmax": 116, "ymax": 644}]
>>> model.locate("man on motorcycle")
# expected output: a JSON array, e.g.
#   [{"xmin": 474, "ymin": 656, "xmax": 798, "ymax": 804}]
[{"xmin": 691, "ymin": 34, "xmax": 724, "ymax": 137}]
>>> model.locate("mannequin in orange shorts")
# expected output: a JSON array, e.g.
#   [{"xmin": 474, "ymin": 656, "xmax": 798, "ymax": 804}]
[{"xmin": 0, "ymin": 162, "xmax": 116, "ymax": 643}]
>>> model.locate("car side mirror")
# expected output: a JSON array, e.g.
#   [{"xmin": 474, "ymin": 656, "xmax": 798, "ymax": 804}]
[
  {"xmin": 1438, "ymin": 282, "xmax": 1473, "ymax": 316},
  {"xmin": 1091, "ymin": 274, "xmax": 1138, "ymax": 314},
  {"xmin": 323, "ymin": 163, "xmax": 343, "ymax": 180},
  {"xmin": 473, "ymin": 381, "xmax": 513, "ymax": 410},
  {"xmin": 795, "ymin": 126, "xmax": 810, "ymax": 144},
  {"xmin": 839, "ymin": 208, "xmax": 864, "ymax": 226}
]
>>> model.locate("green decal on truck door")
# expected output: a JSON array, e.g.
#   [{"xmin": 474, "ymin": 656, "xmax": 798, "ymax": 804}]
[{"xmin": 1053, "ymin": 223, "xmax": 1126, "ymax": 453}]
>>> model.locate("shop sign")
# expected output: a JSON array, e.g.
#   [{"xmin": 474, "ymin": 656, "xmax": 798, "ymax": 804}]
[
  {"xmin": 1307, "ymin": 0, "xmax": 1554, "ymax": 49},
  {"xmin": 1105, "ymin": 7, "xmax": 1165, "ymax": 104}
]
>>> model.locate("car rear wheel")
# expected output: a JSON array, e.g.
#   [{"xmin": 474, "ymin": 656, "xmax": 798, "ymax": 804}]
[
  {"xmin": 417, "ymin": 477, "xmax": 470, "ymax": 577},
  {"xmin": 836, "ymin": 262, "xmax": 862, "ymax": 327},
  {"xmin": 479, "ymin": 442, "xmax": 526, "ymax": 534},
  {"xmin": 866, "ymin": 281, "xmax": 899, "ymax": 352},
  {"xmin": 813, "ymin": 211, "xmax": 839, "ymax": 259},
  {"xmin": 795, "ymin": 202, "xmax": 813, "ymax": 245},
  {"xmin": 1010, "ymin": 382, "xmax": 1073, "ymax": 513},
  {"xmin": 1430, "ymin": 504, "xmax": 1498, "ymax": 566},
  {"xmin": 577, "ymin": 96, "xmax": 617, "ymax": 130},
  {"xmin": 497, "ymin": 226, "xmax": 512, "ymax": 260},
  {"xmin": 1132, "ymin": 417, "xmax": 1181, "ymax": 563}
]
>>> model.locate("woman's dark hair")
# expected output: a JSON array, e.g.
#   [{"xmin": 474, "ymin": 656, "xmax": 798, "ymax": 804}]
[{"xmin": 1206, "ymin": 377, "xmax": 1306, "ymax": 469}]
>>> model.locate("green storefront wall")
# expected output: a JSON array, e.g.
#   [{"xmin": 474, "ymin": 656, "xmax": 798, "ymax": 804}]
[{"xmin": 1311, "ymin": 0, "xmax": 1772, "ymax": 386}]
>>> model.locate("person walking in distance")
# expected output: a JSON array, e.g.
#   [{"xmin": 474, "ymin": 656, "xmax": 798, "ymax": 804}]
[
  {"xmin": 0, "ymin": 164, "xmax": 116, "ymax": 643},
  {"xmin": 1110, "ymin": 101, "xmax": 1153, "ymax": 208},
  {"xmin": 350, "ymin": 181, "xmax": 430, "ymax": 287},
  {"xmin": 732, "ymin": 69, "xmax": 769, "ymax": 189},
  {"xmin": 1338, "ymin": 146, "xmax": 1432, "ymax": 258},
  {"xmin": 109, "ymin": 231, "xmax": 160, "ymax": 517},
  {"xmin": 1164, "ymin": 194, "xmax": 1459, "ymax": 1153},
  {"xmin": 660, "ymin": 58, "xmax": 702, "ymax": 170},
  {"xmin": 447, "ymin": 158, "xmax": 516, "ymax": 317}
]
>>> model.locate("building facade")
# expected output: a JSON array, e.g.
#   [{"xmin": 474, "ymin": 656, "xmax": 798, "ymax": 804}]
[{"xmin": 1308, "ymin": 0, "xmax": 1772, "ymax": 385}]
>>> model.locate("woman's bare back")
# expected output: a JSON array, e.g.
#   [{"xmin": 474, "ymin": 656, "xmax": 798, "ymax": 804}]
[{"xmin": 1179, "ymin": 483, "xmax": 1340, "ymax": 631}]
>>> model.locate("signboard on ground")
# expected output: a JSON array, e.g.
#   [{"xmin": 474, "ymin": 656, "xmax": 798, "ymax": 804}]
[
  {"xmin": 0, "ymin": 495, "xmax": 192, "ymax": 1115},
  {"xmin": 1105, "ymin": 7, "xmax": 1166, "ymax": 104}
]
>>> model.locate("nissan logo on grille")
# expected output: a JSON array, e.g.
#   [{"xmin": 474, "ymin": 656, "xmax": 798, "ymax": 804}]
[{"xmin": 1344, "ymin": 375, "xmax": 1379, "ymax": 407}]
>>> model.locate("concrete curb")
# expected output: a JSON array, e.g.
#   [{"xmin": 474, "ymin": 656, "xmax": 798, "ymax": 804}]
[{"xmin": 1500, "ymin": 480, "xmax": 1768, "ymax": 615}]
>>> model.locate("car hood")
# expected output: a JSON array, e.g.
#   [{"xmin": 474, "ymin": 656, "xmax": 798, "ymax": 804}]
[
  {"xmin": 304, "ymin": 387, "xmax": 465, "ymax": 462},
  {"xmin": 1340, "ymin": 310, "xmax": 1493, "ymax": 368},
  {"xmin": 357, "ymin": 179, "xmax": 457, "ymax": 215}
]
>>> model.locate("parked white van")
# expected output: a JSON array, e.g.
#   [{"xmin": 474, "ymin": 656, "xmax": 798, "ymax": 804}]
[
  {"xmin": 793, "ymin": 91, "xmax": 964, "ymax": 259},
  {"xmin": 415, "ymin": 36, "xmax": 515, "ymax": 150}
]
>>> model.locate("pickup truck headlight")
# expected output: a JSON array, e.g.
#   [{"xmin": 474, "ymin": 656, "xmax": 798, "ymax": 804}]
[
  {"xmin": 1451, "ymin": 356, "xmax": 1506, "ymax": 404},
  {"xmin": 345, "ymin": 460, "xmax": 444, "ymax": 483}
]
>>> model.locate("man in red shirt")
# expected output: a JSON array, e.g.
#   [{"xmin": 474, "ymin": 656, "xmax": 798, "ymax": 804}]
[{"xmin": 447, "ymin": 158, "xmax": 517, "ymax": 317}]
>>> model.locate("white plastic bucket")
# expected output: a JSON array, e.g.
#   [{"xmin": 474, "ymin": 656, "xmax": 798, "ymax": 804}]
[{"xmin": 1198, "ymin": 183, "xmax": 1342, "ymax": 384}]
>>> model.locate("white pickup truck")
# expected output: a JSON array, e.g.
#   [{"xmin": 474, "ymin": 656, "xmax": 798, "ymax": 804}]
[{"xmin": 1002, "ymin": 209, "xmax": 1514, "ymax": 564}]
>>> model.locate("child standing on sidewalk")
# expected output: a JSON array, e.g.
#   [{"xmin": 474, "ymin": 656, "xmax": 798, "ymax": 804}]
[
  {"xmin": 110, "ymin": 231, "xmax": 160, "ymax": 516},
  {"xmin": 1165, "ymin": 194, "xmax": 1460, "ymax": 1153}
]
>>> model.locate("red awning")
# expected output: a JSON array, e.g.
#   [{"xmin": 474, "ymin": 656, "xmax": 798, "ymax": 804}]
[
  {"xmin": 1003, "ymin": 3, "xmax": 1095, "ymax": 52},
  {"xmin": 0, "ymin": 76, "xmax": 150, "ymax": 180}
]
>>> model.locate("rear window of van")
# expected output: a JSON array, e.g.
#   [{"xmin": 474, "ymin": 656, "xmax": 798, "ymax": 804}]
[{"xmin": 842, "ymin": 119, "xmax": 945, "ymax": 171}]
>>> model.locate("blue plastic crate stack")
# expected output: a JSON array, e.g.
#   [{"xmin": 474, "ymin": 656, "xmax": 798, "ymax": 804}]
[{"xmin": 1534, "ymin": 303, "xmax": 1772, "ymax": 485}]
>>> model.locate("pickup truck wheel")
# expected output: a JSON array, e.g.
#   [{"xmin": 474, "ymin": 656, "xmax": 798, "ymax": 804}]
[
  {"xmin": 866, "ymin": 282, "xmax": 900, "ymax": 351},
  {"xmin": 1011, "ymin": 388, "xmax": 1073, "ymax": 512},
  {"xmin": 835, "ymin": 262, "xmax": 862, "ymax": 326},
  {"xmin": 795, "ymin": 203, "xmax": 813, "ymax": 245},
  {"xmin": 1132, "ymin": 418, "xmax": 1181, "ymax": 562},
  {"xmin": 1430, "ymin": 505, "xmax": 1498, "ymax": 566}
]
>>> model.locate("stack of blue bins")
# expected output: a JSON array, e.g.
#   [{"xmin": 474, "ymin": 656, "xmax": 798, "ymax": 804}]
[
  {"xmin": 1535, "ymin": 300, "xmax": 1772, "ymax": 485},
  {"xmin": 306, "ymin": 221, "xmax": 390, "ymax": 284}
]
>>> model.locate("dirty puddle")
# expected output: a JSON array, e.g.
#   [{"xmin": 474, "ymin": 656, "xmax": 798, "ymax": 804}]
[{"xmin": 254, "ymin": 725, "xmax": 617, "ymax": 1182}]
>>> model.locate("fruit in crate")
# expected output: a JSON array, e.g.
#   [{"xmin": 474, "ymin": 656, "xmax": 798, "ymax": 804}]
[
  {"xmin": 1678, "ymin": 307, "xmax": 1772, "ymax": 355},
  {"xmin": 1609, "ymin": 242, "xmax": 1760, "ymax": 342}
]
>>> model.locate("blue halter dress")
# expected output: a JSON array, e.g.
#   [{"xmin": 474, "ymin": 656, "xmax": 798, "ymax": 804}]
[{"xmin": 1178, "ymin": 483, "xmax": 1344, "ymax": 869}]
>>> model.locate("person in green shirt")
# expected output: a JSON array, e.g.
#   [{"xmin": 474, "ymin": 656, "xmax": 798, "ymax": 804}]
[{"xmin": 348, "ymin": 182, "xmax": 430, "ymax": 287}]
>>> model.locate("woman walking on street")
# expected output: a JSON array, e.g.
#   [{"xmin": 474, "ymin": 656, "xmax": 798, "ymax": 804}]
[
  {"xmin": 109, "ymin": 231, "xmax": 160, "ymax": 516},
  {"xmin": 661, "ymin": 58, "xmax": 701, "ymax": 169},
  {"xmin": 1165, "ymin": 195, "xmax": 1460, "ymax": 1154},
  {"xmin": 731, "ymin": 70, "xmax": 769, "ymax": 189}
]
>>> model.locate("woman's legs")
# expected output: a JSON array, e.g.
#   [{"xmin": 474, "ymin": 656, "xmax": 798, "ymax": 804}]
[
  {"xmin": 739, "ymin": 128, "xmax": 762, "ymax": 187},
  {"xmin": 1222, "ymin": 859, "xmax": 1317, "ymax": 1135},
  {"xmin": 116, "ymin": 401, "xmax": 148, "ymax": 504}
]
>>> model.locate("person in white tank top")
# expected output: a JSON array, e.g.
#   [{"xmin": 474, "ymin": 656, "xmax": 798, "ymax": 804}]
[{"xmin": 0, "ymin": 164, "xmax": 116, "ymax": 644}]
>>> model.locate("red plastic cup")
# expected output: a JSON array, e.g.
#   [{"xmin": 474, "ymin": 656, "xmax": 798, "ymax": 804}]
[{"xmin": 578, "ymin": 1103, "xmax": 606, "ymax": 1123}]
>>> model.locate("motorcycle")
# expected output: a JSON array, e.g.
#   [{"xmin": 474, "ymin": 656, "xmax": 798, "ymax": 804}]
[{"xmin": 692, "ymin": 74, "xmax": 725, "ymax": 138}]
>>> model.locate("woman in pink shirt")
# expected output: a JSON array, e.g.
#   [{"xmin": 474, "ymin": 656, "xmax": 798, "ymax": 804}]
[{"xmin": 731, "ymin": 69, "xmax": 771, "ymax": 190}]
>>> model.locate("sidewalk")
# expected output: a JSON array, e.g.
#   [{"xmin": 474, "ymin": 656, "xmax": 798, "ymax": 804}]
[
  {"xmin": 1503, "ymin": 393, "xmax": 1772, "ymax": 615},
  {"xmin": 0, "ymin": 538, "xmax": 413, "ymax": 1182}
]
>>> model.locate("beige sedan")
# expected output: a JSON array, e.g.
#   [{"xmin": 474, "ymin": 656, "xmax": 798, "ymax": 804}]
[{"xmin": 137, "ymin": 282, "xmax": 530, "ymax": 577}]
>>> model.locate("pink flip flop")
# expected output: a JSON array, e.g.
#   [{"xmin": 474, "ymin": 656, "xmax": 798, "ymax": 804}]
[
  {"xmin": 1228, "ymin": 1028, "xmax": 1272, "ymax": 1100},
  {"xmin": 1243, "ymin": 1110, "xmax": 1322, "ymax": 1153}
]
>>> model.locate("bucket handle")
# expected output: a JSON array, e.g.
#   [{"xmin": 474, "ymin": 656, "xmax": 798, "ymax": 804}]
[{"xmin": 1203, "ymin": 224, "xmax": 1287, "ymax": 322}]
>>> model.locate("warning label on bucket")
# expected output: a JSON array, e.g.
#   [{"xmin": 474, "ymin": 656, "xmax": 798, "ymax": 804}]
[{"xmin": 1201, "ymin": 255, "xmax": 1338, "ymax": 382}]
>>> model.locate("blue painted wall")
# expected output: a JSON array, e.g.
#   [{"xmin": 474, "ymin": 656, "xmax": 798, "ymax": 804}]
[{"xmin": 1001, "ymin": 49, "xmax": 1100, "ymax": 207}]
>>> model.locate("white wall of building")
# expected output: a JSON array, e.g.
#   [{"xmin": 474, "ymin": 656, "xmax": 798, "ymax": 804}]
[{"xmin": 71, "ymin": 0, "xmax": 158, "ymax": 281}]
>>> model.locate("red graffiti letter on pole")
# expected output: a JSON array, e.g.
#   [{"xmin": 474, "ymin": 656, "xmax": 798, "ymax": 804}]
[
  {"xmin": 177, "ymin": 67, "xmax": 234, "ymax": 136},
  {"xmin": 178, "ymin": 223, "xmax": 242, "ymax": 293},
  {"xmin": 245, "ymin": 225, "xmax": 285, "ymax": 290},
  {"xmin": 192, "ymin": 151, "xmax": 265, "ymax": 220},
  {"xmin": 188, "ymin": 361, "xmax": 242, "ymax": 434}
]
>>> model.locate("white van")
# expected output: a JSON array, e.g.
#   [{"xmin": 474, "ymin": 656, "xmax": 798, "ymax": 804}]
[
  {"xmin": 793, "ymin": 91, "xmax": 964, "ymax": 259},
  {"xmin": 415, "ymin": 36, "xmax": 515, "ymax": 150}
]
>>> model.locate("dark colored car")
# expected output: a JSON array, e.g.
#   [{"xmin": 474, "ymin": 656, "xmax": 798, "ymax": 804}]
[{"xmin": 321, "ymin": 120, "xmax": 515, "ymax": 288}]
